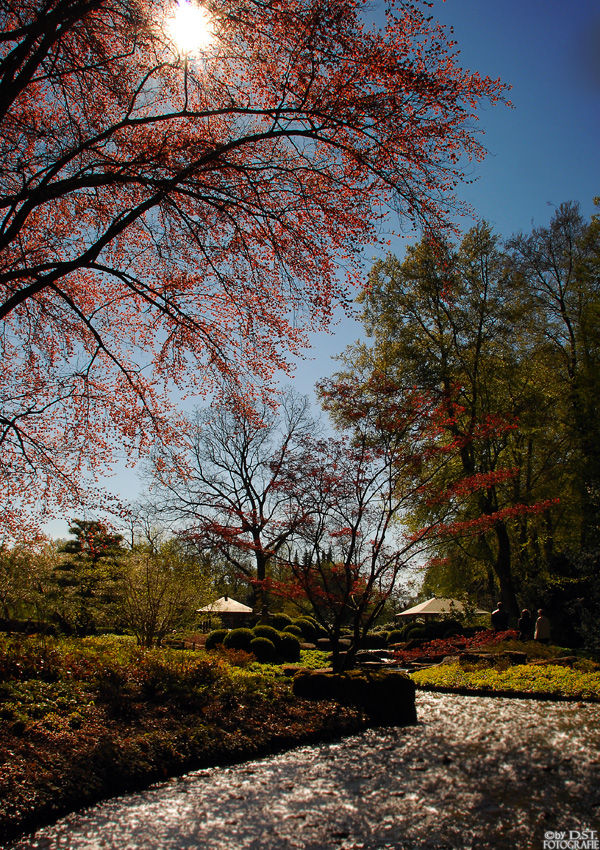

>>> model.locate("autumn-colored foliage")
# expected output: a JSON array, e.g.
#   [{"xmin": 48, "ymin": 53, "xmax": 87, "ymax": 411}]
[{"xmin": 0, "ymin": 0, "xmax": 506, "ymax": 534}]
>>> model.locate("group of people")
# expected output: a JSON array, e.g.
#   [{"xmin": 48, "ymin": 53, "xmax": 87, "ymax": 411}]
[{"xmin": 491, "ymin": 602, "xmax": 551, "ymax": 643}]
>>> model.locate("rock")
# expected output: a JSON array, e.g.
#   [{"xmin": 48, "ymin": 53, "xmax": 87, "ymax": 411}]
[
  {"xmin": 459, "ymin": 652, "xmax": 495, "ymax": 668},
  {"xmin": 499, "ymin": 651, "xmax": 528, "ymax": 666},
  {"xmin": 281, "ymin": 664, "xmax": 306, "ymax": 676}
]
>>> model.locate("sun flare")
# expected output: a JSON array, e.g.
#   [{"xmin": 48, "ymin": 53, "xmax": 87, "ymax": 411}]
[{"xmin": 167, "ymin": 1, "xmax": 215, "ymax": 55}]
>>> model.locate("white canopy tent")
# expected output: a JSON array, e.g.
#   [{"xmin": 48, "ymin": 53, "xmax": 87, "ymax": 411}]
[{"xmin": 396, "ymin": 597, "xmax": 489, "ymax": 618}]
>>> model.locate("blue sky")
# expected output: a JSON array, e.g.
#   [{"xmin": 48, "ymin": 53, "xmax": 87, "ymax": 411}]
[
  {"xmin": 293, "ymin": 0, "xmax": 600, "ymax": 395},
  {"xmin": 45, "ymin": 0, "xmax": 600, "ymax": 537}
]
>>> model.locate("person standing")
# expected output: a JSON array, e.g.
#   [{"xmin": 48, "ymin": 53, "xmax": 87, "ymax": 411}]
[
  {"xmin": 518, "ymin": 608, "xmax": 533, "ymax": 641},
  {"xmin": 491, "ymin": 601, "xmax": 509, "ymax": 631},
  {"xmin": 534, "ymin": 609, "xmax": 551, "ymax": 644}
]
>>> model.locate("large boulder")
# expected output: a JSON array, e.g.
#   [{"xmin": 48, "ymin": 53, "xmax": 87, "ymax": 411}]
[{"xmin": 292, "ymin": 669, "xmax": 417, "ymax": 726}]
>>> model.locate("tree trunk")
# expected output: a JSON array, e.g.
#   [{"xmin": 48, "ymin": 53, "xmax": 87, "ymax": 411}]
[{"xmin": 493, "ymin": 521, "xmax": 519, "ymax": 621}]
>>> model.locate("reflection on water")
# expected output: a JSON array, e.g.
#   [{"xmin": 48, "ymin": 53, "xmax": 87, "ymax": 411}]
[{"xmin": 9, "ymin": 692, "xmax": 600, "ymax": 850}]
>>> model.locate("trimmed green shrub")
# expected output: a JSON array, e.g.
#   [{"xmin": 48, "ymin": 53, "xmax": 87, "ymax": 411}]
[
  {"xmin": 204, "ymin": 629, "xmax": 227, "ymax": 650},
  {"xmin": 252, "ymin": 625, "xmax": 281, "ymax": 647},
  {"xmin": 361, "ymin": 632, "xmax": 388, "ymax": 649},
  {"xmin": 249, "ymin": 637, "xmax": 276, "ymax": 662},
  {"xmin": 223, "ymin": 628, "xmax": 254, "ymax": 651},
  {"xmin": 387, "ymin": 630, "xmax": 405, "ymax": 645},
  {"xmin": 271, "ymin": 613, "xmax": 293, "ymax": 630},
  {"xmin": 282, "ymin": 624, "xmax": 303, "ymax": 638},
  {"xmin": 293, "ymin": 618, "xmax": 318, "ymax": 641},
  {"xmin": 292, "ymin": 669, "xmax": 417, "ymax": 726},
  {"xmin": 406, "ymin": 625, "xmax": 427, "ymax": 640},
  {"xmin": 278, "ymin": 633, "xmax": 301, "ymax": 662}
]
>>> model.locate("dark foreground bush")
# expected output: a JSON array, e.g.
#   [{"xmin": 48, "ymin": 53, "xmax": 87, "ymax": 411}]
[{"xmin": 292, "ymin": 669, "xmax": 416, "ymax": 726}]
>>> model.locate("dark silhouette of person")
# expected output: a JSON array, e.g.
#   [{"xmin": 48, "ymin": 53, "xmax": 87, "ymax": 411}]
[
  {"xmin": 491, "ymin": 601, "xmax": 509, "ymax": 631},
  {"xmin": 518, "ymin": 608, "xmax": 533, "ymax": 641}
]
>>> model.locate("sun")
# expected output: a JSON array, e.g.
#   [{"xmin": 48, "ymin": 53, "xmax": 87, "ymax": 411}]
[{"xmin": 167, "ymin": 1, "xmax": 215, "ymax": 55}]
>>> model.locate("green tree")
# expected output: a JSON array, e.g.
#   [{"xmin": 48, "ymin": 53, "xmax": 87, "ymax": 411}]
[
  {"xmin": 332, "ymin": 208, "xmax": 600, "ymax": 620},
  {"xmin": 122, "ymin": 539, "xmax": 211, "ymax": 648},
  {"xmin": 0, "ymin": 539, "xmax": 60, "ymax": 623},
  {"xmin": 335, "ymin": 225, "xmax": 529, "ymax": 617},
  {"xmin": 507, "ymin": 201, "xmax": 600, "ymax": 550},
  {"xmin": 54, "ymin": 519, "xmax": 125, "ymax": 634}
]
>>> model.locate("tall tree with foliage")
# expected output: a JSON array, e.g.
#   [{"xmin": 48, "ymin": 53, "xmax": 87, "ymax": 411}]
[
  {"xmin": 331, "ymin": 218, "xmax": 587, "ymax": 619},
  {"xmin": 54, "ymin": 519, "xmax": 125, "ymax": 633},
  {"xmin": 269, "ymin": 372, "xmax": 505, "ymax": 668},
  {"xmin": 0, "ymin": 0, "xmax": 507, "ymax": 536},
  {"xmin": 507, "ymin": 201, "xmax": 600, "ymax": 551}
]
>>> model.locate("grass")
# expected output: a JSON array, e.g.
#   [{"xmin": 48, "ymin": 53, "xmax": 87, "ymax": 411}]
[{"xmin": 411, "ymin": 661, "xmax": 600, "ymax": 701}]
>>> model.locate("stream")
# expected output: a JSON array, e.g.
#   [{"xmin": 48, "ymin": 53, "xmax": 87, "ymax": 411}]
[{"xmin": 9, "ymin": 691, "xmax": 600, "ymax": 850}]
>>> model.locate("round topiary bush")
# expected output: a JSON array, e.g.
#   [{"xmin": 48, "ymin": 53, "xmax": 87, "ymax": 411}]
[
  {"xmin": 387, "ymin": 629, "xmax": 405, "ymax": 645},
  {"xmin": 223, "ymin": 627, "xmax": 254, "ymax": 651},
  {"xmin": 361, "ymin": 631, "xmax": 388, "ymax": 649},
  {"xmin": 282, "ymin": 624, "xmax": 303, "ymax": 638},
  {"xmin": 293, "ymin": 618, "xmax": 318, "ymax": 641},
  {"xmin": 250, "ymin": 636, "xmax": 276, "ymax": 662},
  {"xmin": 205, "ymin": 629, "xmax": 227, "ymax": 650},
  {"xmin": 278, "ymin": 632, "xmax": 301, "ymax": 662},
  {"xmin": 271, "ymin": 613, "xmax": 293, "ymax": 630},
  {"xmin": 252, "ymin": 625, "xmax": 282, "ymax": 647},
  {"xmin": 406, "ymin": 625, "xmax": 427, "ymax": 640}
]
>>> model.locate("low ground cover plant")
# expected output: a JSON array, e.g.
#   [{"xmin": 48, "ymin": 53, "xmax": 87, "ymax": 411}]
[{"xmin": 411, "ymin": 662, "xmax": 600, "ymax": 701}]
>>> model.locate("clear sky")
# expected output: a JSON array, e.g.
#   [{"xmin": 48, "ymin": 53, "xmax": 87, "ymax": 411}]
[
  {"xmin": 44, "ymin": 0, "xmax": 600, "ymax": 537},
  {"xmin": 292, "ymin": 0, "xmax": 600, "ymax": 396}
]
